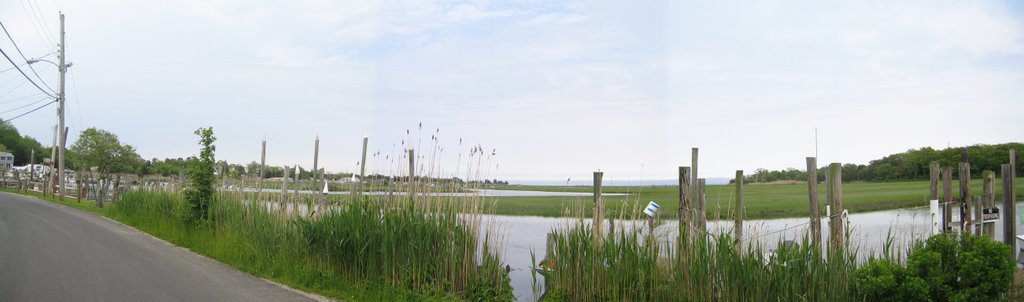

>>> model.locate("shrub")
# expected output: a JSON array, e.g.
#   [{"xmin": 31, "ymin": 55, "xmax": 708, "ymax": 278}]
[
  {"xmin": 184, "ymin": 127, "xmax": 216, "ymax": 223},
  {"xmin": 906, "ymin": 233, "xmax": 1014, "ymax": 302},
  {"xmin": 854, "ymin": 233, "xmax": 1015, "ymax": 302},
  {"xmin": 852, "ymin": 259, "xmax": 928, "ymax": 302}
]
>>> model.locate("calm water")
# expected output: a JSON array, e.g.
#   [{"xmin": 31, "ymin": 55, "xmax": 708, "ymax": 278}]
[{"xmin": 488, "ymin": 202, "xmax": 1024, "ymax": 301}]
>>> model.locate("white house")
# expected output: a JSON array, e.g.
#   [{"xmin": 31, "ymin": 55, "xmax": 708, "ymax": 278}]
[{"xmin": 0, "ymin": 152, "xmax": 12, "ymax": 169}]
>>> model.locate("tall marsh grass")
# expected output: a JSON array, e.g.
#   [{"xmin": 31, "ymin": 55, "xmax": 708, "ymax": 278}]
[
  {"xmin": 110, "ymin": 187, "xmax": 513, "ymax": 301},
  {"xmin": 542, "ymin": 219, "xmax": 857, "ymax": 301}
]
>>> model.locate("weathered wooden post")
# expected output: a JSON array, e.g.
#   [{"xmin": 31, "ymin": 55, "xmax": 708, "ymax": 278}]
[
  {"xmin": 735, "ymin": 170, "xmax": 744, "ymax": 252},
  {"xmin": 929, "ymin": 162, "xmax": 940, "ymax": 201},
  {"xmin": 177, "ymin": 166, "xmax": 184, "ymax": 192},
  {"xmin": 959, "ymin": 148, "xmax": 971, "ymax": 232},
  {"xmin": 973, "ymin": 196, "xmax": 983, "ymax": 235},
  {"xmin": 408, "ymin": 149, "xmax": 416, "ymax": 203},
  {"xmin": 1003, "ymin": 164, "xmax": 1016, "ymax": 247},
  {"xmin": 111, "ymin": 175, "xmax": 121, "ymax": 202},
  {"xmin": 1011, "ymin": 149, "xmax": 1017, "ymax": 242},
  {"xmin": 593, "ymin": 171, "xmax": 604, "ymax": 243},
  {"xmin": 293, "ymin": 165, "xmax": 300, "ymax": 196},
  {"xmin": 679, "ymin": 166, "xmax": 691, "ymax": 235},
  {"xmin": 942, "ymin": 167, "xmax": 953, "ymax": 232},
  {"xmin": 691, "ymin": 148, "xmax": 699, "ymax": 224},
  {"xmin": 313, "ymin": 136, "xmax": 319, "ymax": 199},
  {"xmin": 359, "ymin": 136, "xmax": 369, "ymax": 195},
  {"xmin": 828, "ymin": 163, "xmax": 844, "ymax": 251},
  {"xmin": 546, "ymin": 233, "xmax": 554, "ymax": 259},
  {"xmin": 258, "ymin": 139, "xmax": 266, "ymax": 195},
  {"xmin": 807, "ymin": 157, "xmax": 821, "ymax": 247},
  {"xmin": 697, "ymin": 178, "xmax": 707, "ymax": 234},
  {"xmin": 982, "ymin": 170, "xmax": 996, "ymax": 237},
  {"xmin": 282, "ymin": 165, "xmax": 290, "ymax": 202}
]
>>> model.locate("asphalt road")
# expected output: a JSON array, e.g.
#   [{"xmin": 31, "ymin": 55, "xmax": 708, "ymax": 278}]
[{"xmin": 0, "ymin": 192, "xmax": 321, "ymax": 302}]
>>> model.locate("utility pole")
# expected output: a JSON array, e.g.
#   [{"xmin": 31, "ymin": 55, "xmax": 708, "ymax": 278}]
[{"xmin": 56, "ymin": 13, "xmax": 67, "ymax": 199}]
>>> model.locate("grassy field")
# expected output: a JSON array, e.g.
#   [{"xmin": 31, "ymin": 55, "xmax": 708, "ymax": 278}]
[{"xmin": 484, "ymin": 178, "xmax": 1024, "ymax": 220}]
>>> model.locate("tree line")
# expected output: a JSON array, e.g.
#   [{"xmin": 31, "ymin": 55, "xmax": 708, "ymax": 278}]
[
  {"xmin": 0, "ymin": 121, "xmax": 508, "ymax": 185},
  {"xmin": 740, "ymin": 143, "xmax": 1023, "ymax": 184}
]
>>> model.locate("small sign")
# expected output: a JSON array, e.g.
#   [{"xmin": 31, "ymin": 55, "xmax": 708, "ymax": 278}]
[
  {"xmin": 983, "ymin": 207, "xmax": 1000, "ymax": 221},
  {"xmin": 643, "ymin": 201, "xmax": 660, "ymax": 218}
]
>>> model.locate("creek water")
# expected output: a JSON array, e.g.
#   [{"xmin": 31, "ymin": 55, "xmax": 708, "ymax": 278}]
[{"xmin": 488, "ymin": 202, "xmax": 1024, "ymax": 301}]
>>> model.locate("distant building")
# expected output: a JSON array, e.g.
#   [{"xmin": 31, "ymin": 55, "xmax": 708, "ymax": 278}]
[{"xmin": 0, "ymin": 152, "xmax": 13, "ymax": 169}]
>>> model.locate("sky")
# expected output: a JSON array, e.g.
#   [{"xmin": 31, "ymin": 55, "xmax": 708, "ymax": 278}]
[{"xmin": 0, "ymin": 0, "xmax": 1022, "ymax": 183}]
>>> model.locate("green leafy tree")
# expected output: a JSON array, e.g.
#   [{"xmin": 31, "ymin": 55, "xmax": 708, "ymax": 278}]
[
  {"xmin": 0, "ymin": 119, "xmax": 49, "ymax": 166},
  {"xmin": 184, "ymin": 127, "xmax": 216, "ymax": 223},
  {"xmin": 67, "ymin": 128, "xmax": 142, "ymax": 174}
]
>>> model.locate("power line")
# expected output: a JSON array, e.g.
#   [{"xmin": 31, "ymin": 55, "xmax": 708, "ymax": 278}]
[
  {"xmin": 3, "ymin": 98, "xmax": 55, "ymax": 122},
  {"xmin": 0, "ymin": 79, "xmax": 29, "ymax": 98},
  {"xmin": 18, "ymin": 0, "xmax": 55, "ymax": 48},
  {"xmin": 69, "ymin": 63, "xmax": 83, "ymax": 128},
  {"xmin": 0, "ymin": 50, "xmax": 55, "ymax": 73},
  {"xmin": 0, "ymin": 21, "xmax": 57, "ymax": 94},
  {"xmin": 0, "ymin": 46, "xmax": 55, "ymax": 98},
  {"xmin": 0, "ymin": 96, "xmax": 49, "ymax": 114},
  {"xmin": 0, "ymin": 93, "xmax": 45, "ymax": 104},
  {"xmin": 0, "ymin": 61, "xmax": 30, "ymax": 73}
]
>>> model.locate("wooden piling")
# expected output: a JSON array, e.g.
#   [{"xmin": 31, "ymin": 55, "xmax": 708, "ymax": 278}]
[
  {"xmin": 546, "ymin": 233, "xmax": 554, "ymax": 259},
  {"xmin": 282, "ymin": 165, "xmax": 290, "ymax": 202},
  {"xmin": 942, "ymin": 167, "xmax": 953, "ymax": 232},
  {"xmin": 828, "ymin": 163, "xmax": 844, "ymax": 251},
  {"xmin": 679, "ymin": 166, "xmax": 691, "ymax": 234},
  {"xmin": 691, "ymin": 148, "xmax": 699, "ymax": 224},
  {"xmin": 929, "ymin": 161, "xmax": 940, "ymax": 201},
  {"xmin": 1003, "ymin": 164, "xmax": 1016, "ymax": 247},
  {"xmin": 960, "ymin": 163, "xmax": 971, "ymax": 232},
  {"xmin": 259, "ymin": 139, "xmax": 266, "ymax": 194},
  {"xmin": 359, "ymin": 136, "xmax": 369, "ymax": 195},
  {"xmin": 313, "ymin": 136, "xmax": 319, "ymax": 195},
  {"xmin": 697, "ymin": 178, "xmax": 707, "ymax": 234},
  {"xmin": 735, "ymin": 170, "xmax": 744, "ymax": 252},
  {"xmin": 807, "ymin": 157, "xmax": 821, "ymax": 247},
  {"xmin": 1011, "ymin": 149, "xmax": 1017, "ymax": 242},
  {"xmin": 593, "ymin": 171, "xmax": 604, "ymax": 243},
  {"xmin": 983, "ymin": 170, "xmax": 995, "ymax": 237},
  {"xmin": 973, "ymin": 196, "xmax": 983, "ymax": 235}
]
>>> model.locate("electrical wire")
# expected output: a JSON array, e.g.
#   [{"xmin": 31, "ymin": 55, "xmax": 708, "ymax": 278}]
[
  {"xmin": 18, "ymin": 0, "xmax": 55, "ymax": 48},
  {"xmin": 0, "ymin": 96, "xmax": 49, "ymax": 114},
  {"xmin": 0, "ymin": 93, "xmax": 45, "ymax": 104},
  {"xmin": 69, "ymin": 62, "xmax": 83, "ymax": 128},
  {"xmin": 0, "ymin": 46, "xmax": 55, "ymax": 98},
  {"xmin": 0, "ymin": 61, "xmax": 30, "ymax": 74},
  {"xmin": 3, "ymin": 97, "xmax": 55, "ymax": 121},
  {"xmin": 0, "ymin": 50, "xmax": 55, "ymax": 74},
  {"xmin": 0, "ymin": 21, "xmax": 57, "ymax": 95},
  {"xmin": 0, "ymin": 80, "xmax": 28, "ymax": 98}
]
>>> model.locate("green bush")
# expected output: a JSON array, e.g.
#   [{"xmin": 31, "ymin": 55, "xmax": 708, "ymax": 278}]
[
  {"xmin": 852, "ymin": 259, "xmax": 928, "ymax": 302},
  {"xmin": 854, "ymin": 233, "xmax": 1014, "ymax": 302},
  {"xmin": 184, "ymin": 127, "xmax": 216, "ymax": 223},
  {"xmin": 907, "ymin": 233, "xmax": 1015, "ymax": 302}
]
